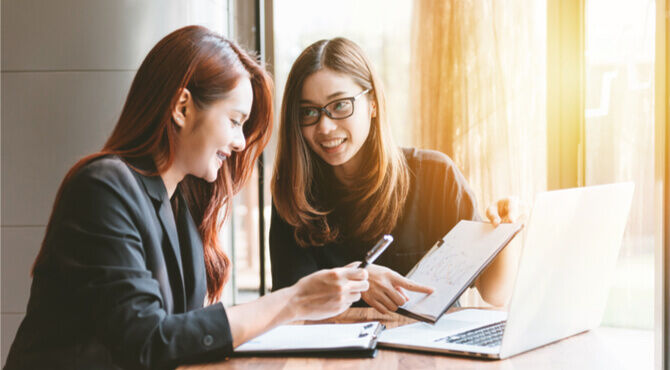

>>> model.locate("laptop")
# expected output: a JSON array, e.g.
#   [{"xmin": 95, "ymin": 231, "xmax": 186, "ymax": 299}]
[{"xmin": 379, "ymin": 182, "xmax": 634, "ymax": 359}]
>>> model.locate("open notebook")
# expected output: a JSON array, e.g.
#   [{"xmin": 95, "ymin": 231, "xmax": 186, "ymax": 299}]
[
  {"xmin": 397, "ymin": 221, "xmax": 523, "ymax": 323},
  {"xmin": 234, "ymin": 321, "xmax": 385, "ymax": 358}
]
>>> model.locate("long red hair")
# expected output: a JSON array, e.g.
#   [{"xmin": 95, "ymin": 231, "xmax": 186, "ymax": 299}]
[{"xmin": 32, "ymin": 25, "xmax": 273, "ymax": 303}]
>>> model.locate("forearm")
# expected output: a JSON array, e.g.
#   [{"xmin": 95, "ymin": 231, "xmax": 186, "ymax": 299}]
[
  {"xmin": 475, "ymin": 240, "xmax": 521, "ymax": 307},
  {"xmin": 226, "ymin": 285, "xmax": 299, "ymax": 348},
  {"xmin": 226, "ymin": 265, "xmax": 369, "ymax": 348}
]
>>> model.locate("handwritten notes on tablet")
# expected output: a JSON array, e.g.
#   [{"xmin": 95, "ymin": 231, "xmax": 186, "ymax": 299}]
[{"xmin": 397, "ymin": 221, "xmax": 523, "ymax": 323}]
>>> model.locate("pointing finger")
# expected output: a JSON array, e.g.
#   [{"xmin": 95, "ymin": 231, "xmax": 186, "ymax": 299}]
[{"xmin": 394, "ymin": 276, "xmax": 434, "ymax": 294}]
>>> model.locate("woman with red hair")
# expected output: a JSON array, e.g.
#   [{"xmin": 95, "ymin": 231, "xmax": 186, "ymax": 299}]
[{"xmin": 4, "ymin": 26, "xmax": 368, "ymax": 370}]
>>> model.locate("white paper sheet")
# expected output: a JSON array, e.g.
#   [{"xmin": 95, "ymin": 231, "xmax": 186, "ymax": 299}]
[{"xmin": 235, "ymin": 321, "xmax": 381, "ymax": 353}]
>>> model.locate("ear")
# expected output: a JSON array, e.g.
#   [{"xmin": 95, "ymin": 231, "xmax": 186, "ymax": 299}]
[
  {"xmin": 172, "ymin": 88, "xmax": 193, "ymax": 129},
  {"xmin": 370, "ymin": 100, "xmax": 377, "ymax": 118}
]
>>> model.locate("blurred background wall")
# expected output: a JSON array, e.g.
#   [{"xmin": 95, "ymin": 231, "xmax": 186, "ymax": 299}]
[{"xmin": 0, "ymin": 1, "xmax": 229, "ymax": 363}]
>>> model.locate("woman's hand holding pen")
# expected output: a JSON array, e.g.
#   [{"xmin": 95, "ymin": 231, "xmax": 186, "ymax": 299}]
[
  {"xmin": 289, "ymin": 262, "xmax": 370, "ymax": 321},
  {"xmin": 361, "ymin": 264, "xmax": 434, "ymax": 315}
]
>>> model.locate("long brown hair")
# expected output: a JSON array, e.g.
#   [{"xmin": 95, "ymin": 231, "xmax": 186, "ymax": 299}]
[
  {"xmin": 271, "ymin": 37, "xmax": 409, "ymax": 247},
  {"xmin": 33, "ymin": 25, "xmax": 273, "ymax": 303}
]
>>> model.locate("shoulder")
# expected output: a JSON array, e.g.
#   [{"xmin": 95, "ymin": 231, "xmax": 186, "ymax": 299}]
[
  {"xmin": 401, "ymin": 147, "xmax": 460, "ymax": 175},
  {"xmin": 66, "ymin": 155, "xmax": 145, "ymax": 205},
  {"xmin": 400, "ymin": 148, "xmax": 480, "ymax": 220},
  {"xmin": 401, "ymin": 147, "xmax": 474, "ymax": 197},
  {"xmin": 46, "ymin": 155, "xmax": 152, "ymax": 238},
  {"xmin": 74, "ymin": 155, "xmax": 136, "ymax": 183}
]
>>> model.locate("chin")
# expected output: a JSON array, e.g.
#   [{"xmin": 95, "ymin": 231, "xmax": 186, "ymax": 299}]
[
  {"xmin": 313, "ymin": 149, "xmax": 344, "ymax": 165},
  {"xmin": 325, "ymin": 159, "xmax": 347, "ymax": 167},
  {"xmin": 208, "ymin": 169, "xmax": 221, "ymax": 182},
  {"xmin": 322, "ymin": 154, "xmax": 351, "ymax": 167},
  {"xmin": 201, "ymin": 167, "xmax": 219, "ymax": 183}
]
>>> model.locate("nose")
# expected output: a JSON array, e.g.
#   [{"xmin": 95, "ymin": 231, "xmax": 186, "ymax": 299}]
[
  {"xmin": 231, "ymin": 127, "xmax": 246, "ymax": 152},
  {"xmin": 315, "ymin": 113, "xmax": 338, "ymax": 135}
]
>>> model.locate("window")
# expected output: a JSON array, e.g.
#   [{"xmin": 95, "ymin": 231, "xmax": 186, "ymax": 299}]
[
  {"xmin": 585, "ymin": 0, "xmax": 656, "ymax": 329},
  {"xmin": 226, "ymin": 6, "xmax": 667, "ymax": 357}
]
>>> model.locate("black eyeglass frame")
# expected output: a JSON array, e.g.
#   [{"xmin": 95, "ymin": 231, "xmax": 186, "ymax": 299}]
[{"xmin": 298, "ymin": 88, "xmax": 372, "ymax": 127}]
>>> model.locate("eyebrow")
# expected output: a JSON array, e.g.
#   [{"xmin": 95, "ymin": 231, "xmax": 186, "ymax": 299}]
[
  {"xmin": 233, "ymin": 109, "xmax": 249, "ymax": 119},
  {"xmin": 300, "ymin": 91, "xmax": 348, "ymax": 105}
]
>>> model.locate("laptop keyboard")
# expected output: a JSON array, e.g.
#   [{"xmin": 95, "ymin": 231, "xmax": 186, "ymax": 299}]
[{"xmin": 434, "ymin": 321, "xmax": 506, "ymax": 347}]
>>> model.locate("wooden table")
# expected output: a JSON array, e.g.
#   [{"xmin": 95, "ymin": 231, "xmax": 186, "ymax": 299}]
[{"xmin": 180, "ymin": 308, "xmax": 653, "ymax": 370}]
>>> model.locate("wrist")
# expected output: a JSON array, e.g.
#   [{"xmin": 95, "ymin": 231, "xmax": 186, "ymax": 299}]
[{"xmin": 277, "ymin": 284, "xmax": 302, "ymax": 323}]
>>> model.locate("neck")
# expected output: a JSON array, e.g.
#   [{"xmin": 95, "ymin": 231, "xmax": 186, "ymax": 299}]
[
  {"xmin": 332, "ymin": 150, "xmax": 364, "ymax": 186},
  {"xmin": 333, "ymin": 165, "xmax": 356, "ymax": 186},
  {"xmin": 159, "ymin": 161, "xmax": 185, "ymax": 198}
]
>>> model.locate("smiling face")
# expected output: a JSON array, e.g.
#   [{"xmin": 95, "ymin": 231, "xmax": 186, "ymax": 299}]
[
  {"xmin": 299, "ymin": 69, "xmax": 375, "ymax": 179},
  {"xmin": 174, "ymin": 76, "xmax": 253, "ymax": 183}
]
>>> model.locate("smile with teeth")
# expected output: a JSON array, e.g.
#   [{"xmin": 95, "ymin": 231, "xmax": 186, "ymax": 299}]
[
  {"xmin": 216, "ymin": 151, "xmax": 228, "ymax": 161},
  {"xmin": 320, "ymin": 137, "xmax": 347, "ymax": 149}
]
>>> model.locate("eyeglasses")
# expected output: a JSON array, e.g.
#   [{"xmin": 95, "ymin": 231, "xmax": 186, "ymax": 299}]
[{"xmin": 299, "ymin": 89, "xmax": 371, "ymax": 126}]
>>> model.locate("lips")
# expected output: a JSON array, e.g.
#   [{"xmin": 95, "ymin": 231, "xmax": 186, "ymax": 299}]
[
  {"xmin": 320, "ymin": 137, "xmax": 347, "ymax": 149},
  {"xmin": 215, "ymin": 150, "xmax": 229, "ymax": 167}
]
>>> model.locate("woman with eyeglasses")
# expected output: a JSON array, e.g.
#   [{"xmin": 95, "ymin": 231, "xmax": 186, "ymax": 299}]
[
  {"xmin": 270, "ymin": 37, "xmax": 521, "ymax": 315},
  {"xmin": 4, "ymin": 27, "xmax": 369, "ymax": 370}
]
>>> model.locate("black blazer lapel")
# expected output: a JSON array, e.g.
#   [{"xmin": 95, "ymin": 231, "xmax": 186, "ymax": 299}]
[
  {"xmin": 128, "ymin": 157, "xmax": 187, "ymax": 313},
  {"xmin": 157, "ymin": 197, "xmax": 186, "ymax": 288},
  {"xmin": 177, "ymin": 191, "xmax": 207, "ymax": 310}
]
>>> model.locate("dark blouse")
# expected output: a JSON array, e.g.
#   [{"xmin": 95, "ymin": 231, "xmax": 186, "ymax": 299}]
[{"xmin": 270, "ymin": 148, "xmax": 481, "ymax": 291}]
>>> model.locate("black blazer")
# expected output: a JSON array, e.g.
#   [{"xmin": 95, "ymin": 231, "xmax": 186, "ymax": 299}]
[{"xmin": 4, "ymin": 156, "xmax": 233, "ymax": 370}]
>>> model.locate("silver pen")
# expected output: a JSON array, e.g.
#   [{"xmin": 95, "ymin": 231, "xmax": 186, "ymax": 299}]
[{"xmin": 359, "ymin": 235, "xmax": 394, "ymax": 268}]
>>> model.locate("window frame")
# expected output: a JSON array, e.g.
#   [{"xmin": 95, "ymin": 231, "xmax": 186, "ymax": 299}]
[
  {"xmin": 658, "ymin": 0, "xmax": 669, "ymax": 368},
  {"xmin": 548, "ymin": 0, "xmax": 668, "ymax": 368}
]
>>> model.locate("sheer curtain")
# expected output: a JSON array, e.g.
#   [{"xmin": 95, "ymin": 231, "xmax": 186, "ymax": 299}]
[{"xmin": 410, "ymin": 1, "xmax": 547, "ymax": 306}]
